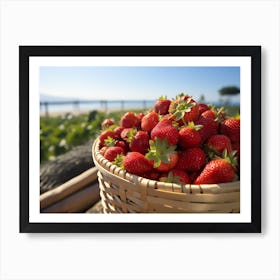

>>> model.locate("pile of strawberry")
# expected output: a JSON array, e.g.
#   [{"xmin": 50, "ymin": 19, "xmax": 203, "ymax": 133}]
[{"xmin": 97, "ymin": 94, "xmax": 240, "ymax": 185}]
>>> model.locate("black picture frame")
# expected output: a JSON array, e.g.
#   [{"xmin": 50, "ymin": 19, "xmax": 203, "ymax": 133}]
[{"xmin": 20, "ymin": 46, "xmax": 261, "ymax": 233}]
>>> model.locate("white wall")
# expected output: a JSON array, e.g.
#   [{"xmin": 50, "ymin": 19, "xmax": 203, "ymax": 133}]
[{"xmin": 0, "ymin": 0, "xmax": 279, "ymax": 279}]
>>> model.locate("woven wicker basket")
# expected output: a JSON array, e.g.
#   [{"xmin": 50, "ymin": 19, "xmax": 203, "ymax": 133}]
[{"xmin": 92, "ymin": 139, "xmax": 240, "ymax": 213}]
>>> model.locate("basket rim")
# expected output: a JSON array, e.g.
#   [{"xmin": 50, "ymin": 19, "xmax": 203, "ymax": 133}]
[{"xmin": 92, "ymin": 138, "xmax": 240, "ymax": 194}]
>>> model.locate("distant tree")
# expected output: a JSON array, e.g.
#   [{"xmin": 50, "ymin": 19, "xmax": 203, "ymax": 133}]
[
  {"xmin": 198, "ymin": 94, "xmax": 205, "ymax": 102},
  {"xmin": 219, "ymin": 86, "xmax": 240, "ymax": 96}
]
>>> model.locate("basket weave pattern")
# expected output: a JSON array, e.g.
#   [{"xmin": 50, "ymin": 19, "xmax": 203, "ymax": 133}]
[{"xmin": 92, "ymin": 139, "xmax": 240, "ymax": 213}]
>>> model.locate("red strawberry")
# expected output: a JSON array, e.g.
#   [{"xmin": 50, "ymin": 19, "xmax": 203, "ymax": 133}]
[
  {"xmin": 155, "ymin": 151, "xmax": 179, "ymax": 172},
  {"xmin": 135, "ymin": 112, "xmax": 145, "ymax": 129},
  {"xmin": 104, "ymin": 146, "xmax": 124, "ymax": 162},
  {"xmin": 114, "ymin": 126, "xmax": 125, "ymax": 139},
  {"xmin": 103, "ymin": 136, "xmax": 128, "ymax": 153},
  {"xmin": 169, "ymin": 93, "xmax": 200, "ymax": 123},
  {"xmin": 136, "ymin": 112, "xmax": 145, "ymax": 120},
  {"xmin": 115, "ymin": 140, "xmax": 128, "ymax": 153},
  {"xmin": 142, "ymin": 170, "xmax": 160, "ymax": 180},
  {"xmin": 99, "ymin": 146, "xmax": 108, "ymax": 156},
  {"xmin": 145, "ymin": 137, "xmax": 178, "ymax": 172},
  {"xmin": 141, "ymin": 112, "xmax": 159, "ymax": 132},
  {"xmin": 129, "ymin": 131, "xmax": 150, "ymax": 154},
  {"xmin": 154, "ymin": 96, "xmax": 171, "ymax": 115},
  {"xmin": 120, "ymin": 112, "xmax": 139, "ymax": 128},
  {"xmin": 195, "ymin": 115, "xmax": 219, "ymax": 143},
  {"xmin": 171, "ymin": 169, "xmax": 190, "ymax": 184},
  {"xmin": 201, "ymin": 107, "xmax": 226, "ymax": 122},
  {"xmin": 231, "ymin": 142, "xmax": 240, "ymax": 159},
  {"xmin": 188, "ymin": 171, "xmax": 200, "ymax": 183},
  {"xmin": 205, "ymin": 134, "xmax": 232, "ymax": 157},
  {"xmin": 101, "ymin": 118, "xmax": 115, "ymax": 129},
  {"xmin": 160, "ymin": 169, "xmax": 190, "ymax": 184},
  {"xmin": 175, "ymin": 148, "xmax": 206, "ymax": 172},
  {"xmin": 151, "ymin": 119, "xmax": 179, "ymax": 146},
  {"xmin": 99, "ymin": 130, "xmax": 118, "ymax": 147},
  {"xmin": 198, "ymin": 103, "xmax": 210, "ymax": 115},
  {"xmin": 220, "ymin": 118, "xmax": 240, "ymax": 143},
  {"xmin": 194, "ymin": 152, "xmax": 237, "ymax": 184},
  {"xmin": 104, "ymin": 138, "xmax": 127, "ymax": 151},
  {"xmin": 123, "ymin": 152, "xmax": 153, "ymax": 175},
  {"xmin": 120, "ymin": 128, "xmax": 137, "ymax": 143},
  {"xmin": 179, "ymin": 122, "xmax": 202, "ymax": 149},
  {"xmin": 201, "ymin": 109, "xmax": 216, "ymax": 120}
]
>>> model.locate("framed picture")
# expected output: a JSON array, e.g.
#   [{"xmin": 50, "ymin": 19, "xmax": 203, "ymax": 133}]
[{"xmin": 20, "ymin": 46, "xmax": 261, "ymax": 233}]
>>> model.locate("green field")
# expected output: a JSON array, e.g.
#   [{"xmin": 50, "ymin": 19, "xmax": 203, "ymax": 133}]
[
  {"xmin": 40, "ymin": 106, "xmax": 239, "ymax": 163},
  {"xmin": 40, "ymin": 110, "xmax": 135, "ymax": 163}
]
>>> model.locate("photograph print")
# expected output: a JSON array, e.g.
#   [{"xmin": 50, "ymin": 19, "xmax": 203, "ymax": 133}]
[{"xmin": 20, "ymin": 46, "xmax": 261, "ymax": 232}]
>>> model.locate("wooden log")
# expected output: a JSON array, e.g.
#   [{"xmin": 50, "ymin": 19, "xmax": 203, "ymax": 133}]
[
  {"xmin": 41, "ymin": 182, "xmax": 100, "ymax": 213},
  {"xmin": 40, "ymin": 140, "xmax": 94, "ymax": 194},
  {"xmin": 40, "ymin": 167, "xmax": 98, "ymax": 209}
]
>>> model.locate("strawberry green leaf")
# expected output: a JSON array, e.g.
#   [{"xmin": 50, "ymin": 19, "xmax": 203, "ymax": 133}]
[
  {"xmin": 204, "ymin": 145, "xmax": 218, "ymax": 160},
  {"xmin": 160, "ymin": 171, "xmax": 181, "ymax": 184},
  {"xmin": 187, "ymin": 121, "xmax": 203, "ymax": 131},
  {"xmin": 145, "ymin": 137, "xmax": 176, "ymax": 168},
  {"xmin": 158, "ymin": 95, "xmax": 167, "ymax": 101},
  {"xmin": 217, "ymin": 149, "xmax": 238, "ymax": 169},
  {"xmin": 126, "ymin": 128, "xmax": 138, "ymax": 143},
  {"xmin": 113, "ymin": 154, "xmax": 125, "ymax": 169},
  {"xmin": 169, "ymin": 97, "xmax": 195, "ymax": 121},
  {"xmin": 102, "ymin": 124, "xmax": 117, "ymax": 132},
  {"xmin": 104, "ymin": 136, "xmax": 117, "ymax": 147}
]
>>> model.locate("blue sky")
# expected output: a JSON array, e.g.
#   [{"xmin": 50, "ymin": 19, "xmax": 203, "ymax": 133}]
[{"xmin": 40, "ymin": 66, "xmax": 240, "ymax": 103}]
